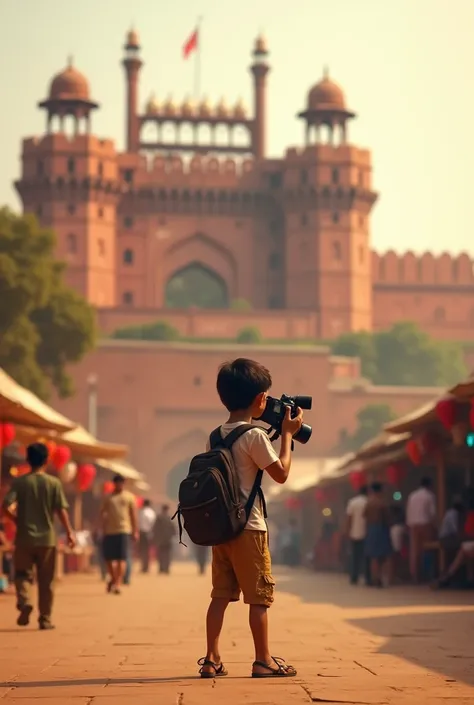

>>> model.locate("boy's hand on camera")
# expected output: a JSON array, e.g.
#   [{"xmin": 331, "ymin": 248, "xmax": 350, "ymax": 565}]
[{"xmin": 282, "ymin": 406, "xmax": 303, "ymax": 437}]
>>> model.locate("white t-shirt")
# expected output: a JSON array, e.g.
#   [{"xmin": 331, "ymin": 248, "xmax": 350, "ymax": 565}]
[
  {"xmin": 346, "ymin": 494, "xmax": 368, "ymax": 540},
  {"xmin": 138, "ymin": 506, "xmax": 156, "ymax": 533},
  {"xmin": 208, "ymin": 422, "xmax": 279, "ymax": 532},
  {"xmin": 406, "ymin": 487, "xmax": 436, "ymax": 528}
]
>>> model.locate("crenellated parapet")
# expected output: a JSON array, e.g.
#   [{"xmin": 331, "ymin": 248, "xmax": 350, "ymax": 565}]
[
  {"xmin": 116, "ymin": 153, "xmax": 256, "ymax": 189},
  {"xmin": 372, "ymin": 250, "xmax": 474, "ymax": 287}
]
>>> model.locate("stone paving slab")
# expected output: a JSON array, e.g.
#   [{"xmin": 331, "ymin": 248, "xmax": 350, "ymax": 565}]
[{"xmin": 1, "ymin": 565, "xmax": 474, "ymax": 703}]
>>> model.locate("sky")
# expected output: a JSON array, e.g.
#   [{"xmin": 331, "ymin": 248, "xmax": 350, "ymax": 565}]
[{"xmin": 1, "ymin": 0, "xmax": 473, "ymax": 255}]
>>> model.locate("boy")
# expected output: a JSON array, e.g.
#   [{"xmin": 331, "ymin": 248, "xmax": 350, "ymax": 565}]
[{"xmin": 198, "ymin": 358, "xmax": 302, "ymax": 679}]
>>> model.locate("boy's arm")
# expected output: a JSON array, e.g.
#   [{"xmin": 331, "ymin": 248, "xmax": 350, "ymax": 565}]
[{"xmin": 264, "ymin": 407, "xmax": 304, "ymax": 484}]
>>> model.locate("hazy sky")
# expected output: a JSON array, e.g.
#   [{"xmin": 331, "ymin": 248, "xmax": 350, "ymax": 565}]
[{"xmin": 1, "ymin": 0, "xmax": 473, "ymax": 255}]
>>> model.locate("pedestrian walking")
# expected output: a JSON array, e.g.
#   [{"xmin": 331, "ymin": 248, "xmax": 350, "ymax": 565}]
[
  {"xmin": 2, "ymin": 443, "xmax": 76, "ymax": 629},
  {"xmin": 138, "ymin": 500, "xmax": 156, "ymax": 573},
  {"xmin": 345, "ymin": 484, "xmax": 371, "ymax": 585},
  {"xmin": 406, "ymin": 477, "xmax": 436, "ymax": 583},
  {"xmin": 195, "ymin": 544, "xmax": 210, "ymax": 575},
  {"xmin": 153, "ymin": 505, "xmax": 175, "ymax": 574},
  {"xmin": 100, "ymin": 475, "xmax": 138, "ymax": 594}
]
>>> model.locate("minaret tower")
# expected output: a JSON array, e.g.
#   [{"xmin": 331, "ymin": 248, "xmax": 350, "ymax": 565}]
[
  {"xmin": 250, "ymin": 34, "xmax": 270, "ymax": 160},
  {"xmin": 15, "ymin": 60, "xmax": 119, "ymax": 307},
  {"xmin": 122, "ymin": 28, "xmax": 143, "ymax": 153}
]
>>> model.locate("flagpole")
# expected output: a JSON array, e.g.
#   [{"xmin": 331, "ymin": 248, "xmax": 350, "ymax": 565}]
[{"xmin": 194, "ymin": 16, "xmax": 202, "ymax": 101}]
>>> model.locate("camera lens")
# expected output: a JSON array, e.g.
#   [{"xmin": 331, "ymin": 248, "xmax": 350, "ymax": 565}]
[
  {"xmin": 295, "ymin": 395, "xmax": 312, "ymax": 410},
  {"xmin": 294, "ymin": 423, "xmax": 312, "ymax": 444}
]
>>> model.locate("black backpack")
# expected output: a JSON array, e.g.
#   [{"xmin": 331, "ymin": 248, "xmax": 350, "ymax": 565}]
[{"xmin": 173, "ymin": 424, "xmax": 267, "ymax": 547}]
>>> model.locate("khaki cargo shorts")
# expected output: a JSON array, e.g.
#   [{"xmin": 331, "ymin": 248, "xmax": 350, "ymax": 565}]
[{"xmin": 211, "ymin": 530, "xmax": 275, "ymax": 607}]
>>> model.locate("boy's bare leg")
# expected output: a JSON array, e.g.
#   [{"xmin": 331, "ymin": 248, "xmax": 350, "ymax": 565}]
[
  {"xmin": 202, "ymin": 597, "xmax": 229, "ymax": 673},
  {"xmin": 106, "ymin": 561, "xmax": 115, "ymax": 585},
  {"xmin": 249, "ymin": 605, "xmax": 272, "ymax": 673},
  {"xmin": 114, "ymin": 560, "xmax": 125, "ymax": 587}
]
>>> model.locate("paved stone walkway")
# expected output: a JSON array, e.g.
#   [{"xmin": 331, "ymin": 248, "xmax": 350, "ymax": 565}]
[{"xmin": 1, "ymin": 563, "xmax": 474, "ymax": 704}]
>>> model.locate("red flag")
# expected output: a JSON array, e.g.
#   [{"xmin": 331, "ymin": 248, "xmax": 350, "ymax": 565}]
[{"xmin": 183, "ymin": 28, "xmax": 198, "ymax": 59}]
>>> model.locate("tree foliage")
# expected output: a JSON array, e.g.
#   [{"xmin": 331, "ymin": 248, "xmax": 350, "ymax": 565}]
[
  {"xmin": 338, "ymin": 404, "xmax": 396, "ymax": 453},
  {"xmin": 0, "ymin": 207, "xmax": 96, "ymax": 399},
  {"xmin": 331, "ymin": 321, "xmax": 466, "ymax": 387},
  {"xmin": 236, "ymin": 326, "xmax": 262, "ymax": 344}
]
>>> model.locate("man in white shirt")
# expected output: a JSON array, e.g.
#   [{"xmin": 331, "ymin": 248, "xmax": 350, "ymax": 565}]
[
  {"xmin": 406, "ymin": 477, "xmax": 436, "ymax": 583},
  {"xmin": 138, "ymin": 500, "xmax": 156, "ymax": 573},
  {"xmin": 345, "ymin": 485, "xmax": 371, "ymax": 585}
]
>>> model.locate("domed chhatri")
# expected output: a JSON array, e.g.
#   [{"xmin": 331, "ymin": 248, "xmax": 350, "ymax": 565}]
[
  {"xmin": 181, "ymin": 96, "xmax": 196, "ymax": 118},
  {"xmin": 216, "ymin": 97, "xmax": 229, "ymax": 118},
  {"xmin": 49, "ymin": 58, "xmax": 90, "ymax": 101},
  {"xmin": 233, "ymin": 98, "xmax": 247, "ymax": 119},
  {"xmin": 126, "ymin": 27, "xmax": 140, "ymax": 48},
  {"xmin": 307, "ymin": 69, "xmax": 349, "ymax": 113},
  {"xmin": 163, "ymin": 95, "xmax": 178, "ymax": 117},
  {"xmin": 145, "ymin": 93, "xmax": 160, "ymax": 116},
  {"xmin": 254, "ymin": 33, "xmax": 268, "ymax": 55},
  {"xmin": 198, "ymin": 97, "xmax": 212, "ymax": 118}
]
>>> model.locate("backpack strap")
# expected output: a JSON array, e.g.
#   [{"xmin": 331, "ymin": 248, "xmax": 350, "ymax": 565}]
[
  {"xmin": 210, "ymin": 423, "xmax": 268, "ymax": 520},
  {"xmin": 209, "ymin": 423, "xmax": 255, "ymax": 450}
]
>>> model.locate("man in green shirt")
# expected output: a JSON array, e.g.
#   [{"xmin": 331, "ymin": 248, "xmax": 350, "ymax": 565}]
[{"xmin": 2, "ymin": 443, "xmax": 75, "ymax": 630}]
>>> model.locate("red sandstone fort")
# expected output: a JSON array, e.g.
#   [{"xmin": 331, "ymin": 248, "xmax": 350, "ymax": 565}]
[{"xmin": 12, "ymin": 29, "xmax": 474, "ymax": 493}]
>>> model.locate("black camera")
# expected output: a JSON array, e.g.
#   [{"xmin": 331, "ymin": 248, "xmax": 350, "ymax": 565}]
[{"xmin": 255, "ymin": 394, "xmax": 312, "ymax": 444}]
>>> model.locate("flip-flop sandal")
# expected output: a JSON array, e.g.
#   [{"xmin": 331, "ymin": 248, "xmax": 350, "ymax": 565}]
[
  {"xmin": 252, "ymin": 656, "xmax": 297, "ymax": 678},
  {"xmin": 198, "ymin": 658, "xmax": 228, "ymax": 679}
]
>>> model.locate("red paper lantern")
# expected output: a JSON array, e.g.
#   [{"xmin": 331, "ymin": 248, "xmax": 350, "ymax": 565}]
[
  {"xmin": 386, "ymin": 463, "xmax": 406, "ymax": 486},
  {"xmin": 350, "ymin": 471, "xmax": 366, "ymax": 491},
  {"xmin": 77, "ymin": 463, "xmax": 96, "ymax": 492},
  {"xmin": 406, "ymin": 439, "xmax": 422, "ymax": 465},
  {"xmin": 0, "ymin": 423, "xmax": 16, "ymax": 448},
  {"xmin": 51, "ymin": 444, "xmax": 71, "ymax": 471},
  {"xmin": 45, "ymin": 441, "xmax": 58, "ymax": 463},
  {"xmin": 419, "ymin": 431, "xmax": 441, "ymax": 455},
  {"xmin": 469, "ymin": 399, "xmax": 474, "ymax": 430},
  {"xmin": 136, "ymin": 495, "xmax": 144, "ymax": 508},
  {"xmin": 435, "ymin": 397, "xmax": 458, "ymax": 430},
  {"xmin": 103, "ymin": 481, "xmax": 114, "ymax": 495}
]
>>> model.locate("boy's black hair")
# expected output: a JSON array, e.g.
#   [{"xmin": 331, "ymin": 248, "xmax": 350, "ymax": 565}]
[
  {"xmin": 420, "ymin": 476, "xmax": 432, "ymax": 489},
  {"xmin": 113, "ymin": 474, "xmax": 125, "ymax": 484},
  {"xmin": 216, "ymin": 358, "xmax": 272, "ymax": 411},
  {"xmin": 371, "ymin": 481, "xmax": 383, "ymax": 493},
  {"xmin": 26, "ymin": 443, "xmax": 49, "ymax": 470}
]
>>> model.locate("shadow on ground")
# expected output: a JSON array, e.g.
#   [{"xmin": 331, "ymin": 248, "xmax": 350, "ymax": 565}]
[{"xmin": 278, "ymin": 567, "xmax": 474, "ymax": 687}]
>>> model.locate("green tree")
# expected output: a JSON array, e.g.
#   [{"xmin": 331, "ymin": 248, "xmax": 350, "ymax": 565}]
[
  {"xmin": 0, "ymin": 208, "xmax": 96, "ymax": 399},
  {"xmin": 331, "ymin": 322, "xmax": 466, "ymax": 387},
  {"xmin": 113, "ymin": 320, "xmax": 181, "ymax": 342},
  {"xmin": 236, "ymin": 326, "xmax": 262, "ymax": 344},
  {"xmin": 331, "ymin": 331, "xmax": 377, "ymax": 379},
  {"xmin": 339, "ymin": 403, "xmax": 395, "ymax": 452}
]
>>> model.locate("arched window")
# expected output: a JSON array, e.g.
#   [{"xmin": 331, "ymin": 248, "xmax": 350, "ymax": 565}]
[
  {"xmin": 333, "ymin": 241, "xmax": 342, "ymax": 261},
  {"xmin": 434, "ymin": 306, "xmax": 445, "ymax": 323},
  {"xmin": 165, "ymin": 263, "xmax": 228, "ymax": 309},
  {"xmin": 332, "ymin": 168, "xmax": 339, "ymax": 185},
  {"xmin": 332, "ymin": 212, "xmax": 339, "ymax": 224},
  {"xmin": 300, "ymin": 213, "xmax": 308, "ymax": 227},
  {"xmin": 98, "ymin": 206, "xmax": 104, "ymax": 219},
  {"xmin": 98, "ymin": 161, "xmax": 104, "ymax": 178},
  {"xmin": 98, "ymin": 238, "xmax": 105, "ymax": 257},
  {"xmin": 67, "ymin": 204, "xmax": 76, "ymax": 215},
  {"xmin": 123, "ymin": 248, "xmax": 134, "ymax": 265},
  {"xmin": 67, "ymin": 157, "xmax": 75, "ymax": 175},
  {"xmin": 122, "ymin": 291, "xmax": 134, "ymax": 305},
  {"xmin": 359, "ymin": 246, "xmax": 364, "ymax": 264},
  {"xmin": 37, "ymin": 160, "xmax": 44, "ymax": 176},
  {"xmin": 67, "ymin": 233, "xmax": 77, "ymax": 254},
  {"xmin": 124, "ymin": 216, "xmax": 134, "ymax": 229}
]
